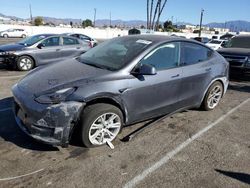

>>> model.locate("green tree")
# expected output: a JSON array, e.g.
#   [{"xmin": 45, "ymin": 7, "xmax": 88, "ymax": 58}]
[
  {"xmin": 34, "ymin": 17, "xmax": 43, "ymax": 26},
  {"xmin": 82, "ymin": 19, "xmax": 93, "ymax": 28}
]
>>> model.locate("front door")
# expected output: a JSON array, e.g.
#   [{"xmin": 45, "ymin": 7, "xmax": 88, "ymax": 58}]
[
  {"xmin": 34, "ymin": 36, "xmax": 61, "ymax": 65},
  {"xmin": 122, "ymin": 42, "xmax": 183, "ymax": 123}
]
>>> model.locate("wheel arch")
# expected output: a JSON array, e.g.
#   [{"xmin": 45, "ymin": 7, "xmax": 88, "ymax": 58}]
[
  {"xmin": 83, "ymin": 96, "xmax": 128, "ymax": 125},
  {"xmin": 200, "ymin": 77, "xmax": 228, "ymax": 105}
]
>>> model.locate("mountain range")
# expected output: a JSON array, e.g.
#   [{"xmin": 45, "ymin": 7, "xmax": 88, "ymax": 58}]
[{"xmin": 1, "ymin": 13, "xmax": 250, "ymax": 32}]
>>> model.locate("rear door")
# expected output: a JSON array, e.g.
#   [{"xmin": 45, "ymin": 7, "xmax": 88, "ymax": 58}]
[
  {"xmin": 34, "ymin": 36, "xmax": 61, "ymax": 64},
  {"xmin": 179, "ymin": 42, "xmax": 214, "ymax": 107},
  {"xmin": 123, "ymin": 42, "xmax": 183, "ymax": 123},
  {"xmin": 60, "ymin": 37, "xmax": 86, "ymax": 59}
]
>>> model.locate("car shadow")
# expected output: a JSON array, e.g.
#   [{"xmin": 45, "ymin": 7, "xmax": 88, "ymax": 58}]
[
  {"xmin": 0, "ymin": 97, "xmax": 59, "ymax": 151},
  {"xmin": 228, "ymin": 83, "xmax": 250, "ymax": 93},
  {"xmin": 215, "ymin": 169, "xmax": 250, "ymax": 185}
]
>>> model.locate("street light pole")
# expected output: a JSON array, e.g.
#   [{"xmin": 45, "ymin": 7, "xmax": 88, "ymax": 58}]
[
  {"xmin": 199, "ymin": 9, "xmax": 204, "ymax": 37},
  {"xmin": 93, "ymin": 8, "xmax": 96, "ymax": 27}
]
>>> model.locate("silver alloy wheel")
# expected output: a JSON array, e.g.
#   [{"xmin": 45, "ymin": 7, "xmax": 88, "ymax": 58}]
[
  {"xmin": 88, "ymin": 113, "xmax": 121, "ymax": 145},
  {"xmin": 19, "ymin": 57, "xmax": 32, "ymax": 70},
  {"xmin": 207, "ymin": 85, "xmax": 222, "ymax": 109}
]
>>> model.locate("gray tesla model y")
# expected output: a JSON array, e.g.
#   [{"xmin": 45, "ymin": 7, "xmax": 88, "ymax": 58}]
[{"xmin": 12, "ymin": 35, "xmax": 229, "ymax": 147}]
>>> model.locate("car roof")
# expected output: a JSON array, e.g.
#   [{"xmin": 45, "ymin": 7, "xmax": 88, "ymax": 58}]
[
  {"xmin": 234, "ymin": 34, "xmax": 250, "ymax": 39},
  {"xmin": 33, "ymin": 34, "xmax": 58, "ymax": 37},
  {"xmin": 119, "ymin": 34, "xmax": 198, "ymax": 45}
]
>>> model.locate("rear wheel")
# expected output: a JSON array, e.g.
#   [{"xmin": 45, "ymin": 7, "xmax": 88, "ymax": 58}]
[
  {"xmin": 21, "ymin": 34, "xmax": 26, "ymax": 38},
  {"xmin": 202, "ymin": 81, "xmax": 223, "ymax": 111},
  {"xmin": 80, "ymin": 103, "xmax": 123, "ymax": 148},
  {"xmin": 16, "ymin": 56, "xmax": 35, "ymax": 71},
  {"xmin": 3, "ymin": 34, "xmax": 8, "ymax": 38}
]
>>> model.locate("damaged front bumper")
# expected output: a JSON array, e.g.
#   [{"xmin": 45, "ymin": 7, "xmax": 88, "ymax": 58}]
[{"xmin": 12, "ymin": 85, "xmax": 85, "ymax": 147}]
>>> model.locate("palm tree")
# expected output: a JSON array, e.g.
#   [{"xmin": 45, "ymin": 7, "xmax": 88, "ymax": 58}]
[{"xmin": 147, "ymin": 0, "xmax": 149, "ymax": 29}]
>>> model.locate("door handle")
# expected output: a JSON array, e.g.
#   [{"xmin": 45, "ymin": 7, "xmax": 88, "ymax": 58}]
[
  {"xmin": 56, "ymin": 49, "xmax": 60, "ymax": 52},
  {"xmin": 171, "ymin": 74, "xmax": 180, "ymax": 78},
  {"xmin": 205, "ymin": 68, "xmax": 211, "ymax": 72},
  {"xmin": 76, "ymin": 47, "xmax": 81, "ymax": 49}
]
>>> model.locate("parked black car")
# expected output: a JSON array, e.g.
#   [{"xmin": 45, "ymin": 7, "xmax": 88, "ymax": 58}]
[
  {"xmin": 218, "ymin": 35, "xmax": 250, "ymax": 77},
  {"xmin": 0, "ymin": 34, "xmax": 91, "ymax": 71},
  {"xmin": 12, "ymin": 35, "xmax": 229, "ymax": 148},
  {"xmin": 193, "ymin": 37, "xmax": 210, "ymax": 44}
]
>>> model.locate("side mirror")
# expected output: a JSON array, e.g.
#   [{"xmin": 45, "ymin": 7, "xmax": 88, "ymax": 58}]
[
  {"xmin": 37, "ymin": 43, "xmax": 45, "ymax": 49},
  {"xmin": 132, "ymin": 64, "xmax": 157, "ymax": 75}
]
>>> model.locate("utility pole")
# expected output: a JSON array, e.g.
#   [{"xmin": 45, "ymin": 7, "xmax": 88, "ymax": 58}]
[
  {"xmin": 29, "ymin": 4, "xmax": 33, "ymax": 23},
  {"xmin": 199, "ymin": 9, "xmax": 204, "ymax": 37},
  {"xmin": 93, "ymin": 8, "xmax": 96, "ymax": 27},
  {"xmin": 109, "ymin": 11, "xmax": 112, "ymax": 27}
]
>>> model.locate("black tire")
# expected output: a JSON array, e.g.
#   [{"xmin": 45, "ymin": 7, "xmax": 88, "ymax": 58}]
[
  {"xmin": 3, "ymin": 34, "xmax": 8, "ymax": 38},
  {"xmin": 202, "ymin": 81, "xmax": 223, "ymax": 111},
  {"xmin": 16, "ymin": 56, "xmax": 35, "ymax": 71},
  {"xmin": 80, "ymin": 103, "xmax": 123, "ymax": 148},
  {"xmin": 21, "ymin": 34, "xmax": 26, "ymax": 38}
]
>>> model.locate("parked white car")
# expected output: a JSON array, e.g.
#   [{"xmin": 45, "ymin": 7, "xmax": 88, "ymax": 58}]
[
  {"xmin": 206, "ymin": 40, "xmax": 227, "ymax": 50},
  {"xmin": 0, "ymin": 29, "xmax": 28, "ymax": 38}
]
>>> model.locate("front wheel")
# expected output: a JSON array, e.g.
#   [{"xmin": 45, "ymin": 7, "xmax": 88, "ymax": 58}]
[
  {"xmin": 80, "ymin": 103, "xmax": 123, "ymax": 148},
  {"xmin": 3, "ymin": 34, "xmax": 8, "ymax": 38},
  {"xmin": 16, "ymin": 56, "xmax": 35, "ymax": 71},
  {"xmin": 202, "ymin": 81, "xmax": 223, "ymax": 111}
]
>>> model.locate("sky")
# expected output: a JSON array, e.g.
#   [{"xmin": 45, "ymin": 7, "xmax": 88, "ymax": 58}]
[{"xmin": 0, "ymin": 0, "xmax": 249, "ymax": 24}]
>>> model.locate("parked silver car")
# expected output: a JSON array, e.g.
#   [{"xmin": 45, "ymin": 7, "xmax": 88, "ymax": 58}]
[
  {"xmin": 0, "ymin": 28, "xmax": 28, "ymax": 38},
  {"xmin": 0, "ymin": 34, "xmax": 91, "ymax": 71}
]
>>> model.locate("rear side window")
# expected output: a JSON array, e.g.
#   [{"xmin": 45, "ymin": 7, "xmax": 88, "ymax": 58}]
[
  {"xmin": 79, "ymin": 35, "xmax": 91, "ymax": 41},
  {"xmin": 41, "ymin": 37, "xmax": 60, "ymax": 47},
  {"xmin": 141, "ymin": 42, "xmax": 180, "ymax": 70},
  {"xmin": 181, "ymin": 42, "xmax": 212, "ymax": 65},
  {"xmin": 63, "ymin": 37, "xmax": 79, "ymax": 45}
]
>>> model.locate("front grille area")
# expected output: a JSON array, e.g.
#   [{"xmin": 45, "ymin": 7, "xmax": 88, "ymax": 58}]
[{"xmin": 221, "ymin": 54, "xmax": 248, "ymax": 67}]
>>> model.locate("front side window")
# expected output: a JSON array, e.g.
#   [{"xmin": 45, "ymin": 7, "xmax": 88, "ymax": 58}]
[
  {"xmin": 181, "ymin": 42, "xmax": 212, "ymax": 65},
  {"xmin": 63, "ymin": 37, "xmax": 79, "ymax": 45},
  {"xmin": 140, "ymin": 42, "xmax": 180, "ymax": 70},
  {"xmin": 41, "ymin": 37, "xmax": 60, "ymax": 47}
]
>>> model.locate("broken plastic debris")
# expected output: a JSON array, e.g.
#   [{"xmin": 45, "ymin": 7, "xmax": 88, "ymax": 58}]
[{"xmin": 106, "ymin": 140, "xmax": 114, "ymax": 149}]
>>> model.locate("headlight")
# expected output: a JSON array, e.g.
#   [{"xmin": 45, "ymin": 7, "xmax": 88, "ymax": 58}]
[
  {"xmin": 35, "ymin": 87, "xmax": 76, "ymax": 104},
  {"xmin": 6, "ymin": 51, "xmax": 16, "ymax": 54},
  {"xmin": 0, "ymin": 51, "xmax": 16, "ymax": 55}
]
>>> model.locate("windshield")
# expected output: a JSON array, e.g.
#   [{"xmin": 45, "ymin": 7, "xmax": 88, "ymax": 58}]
[
  {"xmin": 225, "ymin": 36, "xmax": 250, "ymax": 48},
  {"xmin": 18, "ymin": 35, "xmax": 48, "ymax": 46},
  {"xmin": 80, "ymin": 37, "xmax": 152, "ymax": 71}
]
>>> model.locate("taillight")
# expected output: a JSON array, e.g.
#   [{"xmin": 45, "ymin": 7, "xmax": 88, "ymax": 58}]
[{"xmin": 88, "ymin": 41, "xmax": 92, "ymax": 48}]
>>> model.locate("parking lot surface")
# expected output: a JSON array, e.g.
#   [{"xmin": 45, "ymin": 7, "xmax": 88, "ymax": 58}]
[{"xmin": 0, "ymin": 38, "xmax": 250, "ymax": 188}]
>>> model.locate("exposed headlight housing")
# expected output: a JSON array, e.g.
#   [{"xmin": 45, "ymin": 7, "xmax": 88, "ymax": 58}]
[{"xmin": 35, "ymin": 87, "xmax": 76, "ymax": 104}]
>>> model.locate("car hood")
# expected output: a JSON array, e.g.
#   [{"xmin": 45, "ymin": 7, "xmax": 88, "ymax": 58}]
[
  {"xmin": 0, "ymin": 43, "xmax": 26, "ymax": 52},
  {"xmin": 217, "ymin": 48, "xmax": 250, "ymax": 56},
  {"xmin": 17, "ymin": 58, "xmax": 111, "ymax": 95}
]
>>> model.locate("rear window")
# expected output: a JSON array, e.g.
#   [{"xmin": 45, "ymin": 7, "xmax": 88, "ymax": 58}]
[{"xmin": 63, "ymin": 37, "xmax": 79, "ymax": 45}]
